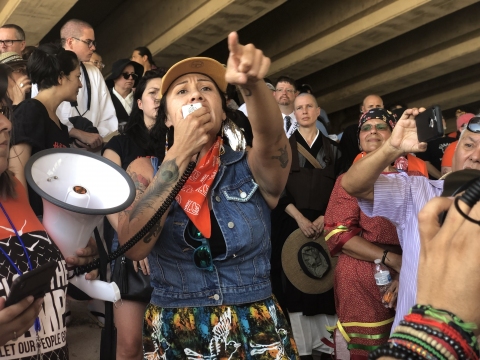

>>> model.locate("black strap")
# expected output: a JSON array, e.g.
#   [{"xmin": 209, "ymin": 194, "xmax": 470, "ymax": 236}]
[
  {"xmin": 71, "ymin": 62, "xmax": 91, "ymax": 116},
  {"xmin": 93, "ymin": 228, "xmax": 116, "ymax": 360}
]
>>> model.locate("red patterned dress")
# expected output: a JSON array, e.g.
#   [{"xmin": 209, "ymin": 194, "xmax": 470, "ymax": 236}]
[{"xmin": 324, "ymin": 174, "xmax": 400, "ymax": 359}]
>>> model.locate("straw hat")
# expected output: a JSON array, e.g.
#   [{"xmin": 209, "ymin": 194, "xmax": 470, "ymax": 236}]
[
  {"xmin": 160, "ymin": 57, "xmax": 227, "ymax": 97},
  {"xmin": 281, "ymin": 229, "xmax": 337, "ymax": 294}
]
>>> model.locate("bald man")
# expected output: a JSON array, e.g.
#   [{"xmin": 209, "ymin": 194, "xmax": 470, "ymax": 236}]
[{"xmin": 360, "ymin": 94, "xmax": 383, "ymax": 113}]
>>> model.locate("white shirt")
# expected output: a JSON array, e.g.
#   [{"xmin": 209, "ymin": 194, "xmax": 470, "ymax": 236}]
[
  {"xmin": 358, "ymin": 173, "xmax": 444, "ymax": 332},
  {"xmin": 283, "ymin": 112, "xmax": 298, "ymax": 138},
  {"xmin": 31, "ymin": 63, "xmax": 118, "ymax": 138},
  {"xmin": 112, "ymin": 88, "xmax": 134, "ymax": 115}
]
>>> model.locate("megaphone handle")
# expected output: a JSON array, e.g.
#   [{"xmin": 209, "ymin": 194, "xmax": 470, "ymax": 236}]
[{"xmin": 74, "ymin": 158, "xmax": 198, "ymax": 276}]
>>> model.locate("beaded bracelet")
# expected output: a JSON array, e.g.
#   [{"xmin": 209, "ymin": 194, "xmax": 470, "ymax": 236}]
[
  {"xmin": 369, "ymin": 341, "xmax": 423, "ymax": 360},
  {"xmin": 401, "ymin": 320, "xmax": 469, "ymax": 360},
  {"xmin": 405, "ymin": 313, "xmax": 476, "ymax": 359},
  {"xmin": 411, "ymin": 305, "xmax": 478, "ymax": 352},
  {"xmin": 394, "ymin": 325, "xmax": 456, "ymax": 360},
  {"xmin": 389, "ymin": 338, "xmax": 437, "ymax": 360},
  {"xmin": 390, "ymin": 332, "xmax": 446, "ymax": 360}
]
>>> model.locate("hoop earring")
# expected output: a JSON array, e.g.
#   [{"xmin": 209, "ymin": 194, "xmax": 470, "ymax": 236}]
[
  {"xmin": 221, "ymin": 118, "xmax": 246, "ymax": 152},
  {"xmin": 220, "ymin": 121, "xmax": 226, "ymax": 155},
  {"xmin": 165, "ymin": 128, "xmax": 169, "ymax": 156}
]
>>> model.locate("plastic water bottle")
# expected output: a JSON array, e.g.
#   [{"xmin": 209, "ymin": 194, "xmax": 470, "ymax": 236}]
[{"xmin": 374, "ymin": 259, "xmax": 392, "ymax": 307}]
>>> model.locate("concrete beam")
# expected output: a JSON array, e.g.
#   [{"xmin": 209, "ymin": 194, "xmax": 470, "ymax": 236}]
[
  {"xmin": 267, "ymin": 0, "xmax": 478, "ymax": 80},
  {"xmin": 317, "ymin": 30, "xmax": 480, "ymax": 113},
  {"xmin": 96, "ymin": 0, "xmax": 285, "ymax": 70},
  {"xmin": 410, "ymin": 81, "xmax": 480, "ymax": 110},
  {"xmin": 0, "ymin": 0, "xmax": 77, "ymax": 45}
]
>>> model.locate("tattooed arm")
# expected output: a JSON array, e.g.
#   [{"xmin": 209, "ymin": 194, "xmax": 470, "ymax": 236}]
[
  {"xmin": 225, "ymin": 32, "xmax": 291, "ymax": 209},
  {"xmin": 117, "ymin": 151, "xmax": 192, "ymax": 260}
]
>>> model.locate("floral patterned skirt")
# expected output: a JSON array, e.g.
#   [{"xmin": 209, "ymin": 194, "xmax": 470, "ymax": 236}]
[{"xmin": 143, "ymin": 296, "xmax": 299, "ymax": 359}]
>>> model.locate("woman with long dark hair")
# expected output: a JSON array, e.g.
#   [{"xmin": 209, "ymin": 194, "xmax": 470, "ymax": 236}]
[
  {"xmin": 117, "ymin": 33, "xmax": 298, "ymax": 359},
  {"xmin": 8, "ymin": 44, "xmax": 81, "ymax": 217},
  {"xmin": 131, "ymin": 46, "xmax": 157, "ymax": 74},
  {"xmin": 103, "ymin": 68, "xmax": 165, "ymax": 360}
]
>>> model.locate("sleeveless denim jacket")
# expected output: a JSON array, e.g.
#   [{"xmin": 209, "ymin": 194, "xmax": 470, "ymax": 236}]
[{"xmin": 148, "ymin": 145, "xmax": 272, "ymax": 307}]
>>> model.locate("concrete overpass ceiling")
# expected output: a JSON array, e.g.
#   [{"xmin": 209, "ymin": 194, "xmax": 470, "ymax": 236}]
[
  {"xmin": 30, "ymin": 0, "xmax": 480, "ymax": 131},
  {"xmin": 40, "ymin": 0, "xmax": 128, "ymax": 44}
]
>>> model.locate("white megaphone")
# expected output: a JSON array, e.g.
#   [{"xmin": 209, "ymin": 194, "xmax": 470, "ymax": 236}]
[{"xmin": 25, "ymin": 148, "xmax": 136, "ymax": 303}]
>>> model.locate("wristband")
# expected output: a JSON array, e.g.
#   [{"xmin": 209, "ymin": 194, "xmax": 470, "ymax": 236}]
[{"xmin": 381, "ymin": 249, "xmax": 389, "ymax": 265}]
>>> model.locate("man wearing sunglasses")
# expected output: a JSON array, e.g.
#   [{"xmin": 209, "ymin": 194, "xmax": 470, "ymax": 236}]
[
  {"xmin": 105, "ymin": 59, "xmax": 144, "ymax": 124},
  {"xmin": 341, "ymin": 110, "xmax": 480, "ymax": 333},
  {"xmin": 31, "ymin": 19, "xmax": 118, "ymax": 153}
]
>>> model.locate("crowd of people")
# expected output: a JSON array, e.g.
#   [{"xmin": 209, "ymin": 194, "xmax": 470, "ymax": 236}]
[{"xmin": 0, "ymin": 17, "xmax": 479, "ymax": 360}]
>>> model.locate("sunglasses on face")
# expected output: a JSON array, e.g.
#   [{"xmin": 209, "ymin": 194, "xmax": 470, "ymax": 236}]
[
  {"xmin": 360, "ymin": 123, "xmax": 390, "ymax": 132},
  {"xmin": 467, "ymin": 117, "xmax": 480, "ymax": 133},
  {"xmin": 187, "ymin": 222, "xmax": 214, "ymax": 271},
  {"xmin": 122, "ymin": 72, "xmax": 138, "ymax": 80}
]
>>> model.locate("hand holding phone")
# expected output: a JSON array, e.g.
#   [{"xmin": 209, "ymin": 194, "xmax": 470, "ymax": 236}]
[
  {"xmin": 415, "ymin": 105, "xmax": 443, "ymax": 143},
  {"xmin": 5, "ymin": 261, "xmax": 57, "ymax": 307},
  {"xmin": 0, "ymin": 296, "xmax": 43, "ymax": 346}
]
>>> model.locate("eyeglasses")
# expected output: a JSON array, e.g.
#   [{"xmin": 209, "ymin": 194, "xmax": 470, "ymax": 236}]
[
  {"xmin": 90, "ymin": 60, "xmax": 105, "ymax": 69},
  {"xmin": 360, "ymin": 123, "xmax": 390, "ymax": 132},
  {"xmin": 72, "ymin": 37, "xmax": 96, "ymax": 49},
  {"xmin": 0, "ymin": 40, "xmax": 23, "ymax": 47},
  {"xmin": 275, "ymin": 88, "xmax": 295, "ymax": 94},
  {"xmin": 121, "ymin": 72, "xmax": 138, "ymax": 80},
  {"xmin": 466, "ymin": 117, "xmax": 480, "ymax": 133},
  {"xmin": 187, "ymin": 222, "xmax": 213, "ymax": 271}
]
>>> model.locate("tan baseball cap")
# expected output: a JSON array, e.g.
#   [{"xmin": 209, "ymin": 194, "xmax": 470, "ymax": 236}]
[{"xmin": 160, "ymin": 57, "xmax": 227, "ymax": 98}]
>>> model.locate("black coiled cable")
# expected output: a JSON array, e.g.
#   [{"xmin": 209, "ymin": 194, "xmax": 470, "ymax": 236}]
[
  {"xmin": 454, "ymin": 177, "xmax": 480, "ymax": 225},
  {"xmin": 73, "ymin": 160, "xmax": 197, "ymax": 276}
]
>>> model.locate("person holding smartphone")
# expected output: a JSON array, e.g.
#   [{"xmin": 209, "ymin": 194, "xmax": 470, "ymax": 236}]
[
  {"xmin": 0, "ymin": 63, "xmax": 97, "ymax": 358},
  {"xmin": 341, "ymin": 110, "xmax": 480, "ymax": 336}
]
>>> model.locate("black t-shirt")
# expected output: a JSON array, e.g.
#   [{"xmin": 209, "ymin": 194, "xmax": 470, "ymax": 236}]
[
  {"xmin": 416, "ymin": 136, "xmax": 456, "ymax": 173},
  {"xmin": 12, "ymin": 99, "xmax": 70, "ymax": 216},
  {"xmin": 103, "ymin": 134, "xmax": 148, "ymax": 170}
]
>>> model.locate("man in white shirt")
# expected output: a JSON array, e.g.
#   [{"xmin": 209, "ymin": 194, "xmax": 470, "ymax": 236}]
[
  {"xmin": 274, "ymin": 76, "xmax": 298, "ymax": 138},
  {"xmin": 32, "ymin": 19, "xmax": 118, "ymax": 152}
]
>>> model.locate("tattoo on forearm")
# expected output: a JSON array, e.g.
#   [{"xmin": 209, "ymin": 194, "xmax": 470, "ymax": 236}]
[
  {"xmin": 271, "ymin": 145, "xmax": 289, "ymax": 168},
  {"xmin": 129, "ymin": 159, "xmax": 180, "ymax": 221},
  {"xmin": 240, "ymin": 87, "xmax": 252, "ymax": 97},
  {"xmin": 143, "ymin": 222, "xmax": 163, "ymax": 243}
]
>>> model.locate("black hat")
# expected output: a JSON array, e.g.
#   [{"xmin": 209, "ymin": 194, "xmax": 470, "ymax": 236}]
[{"xmin": 106, "ymin": 59, "xmax": 144, "ymax": 88}]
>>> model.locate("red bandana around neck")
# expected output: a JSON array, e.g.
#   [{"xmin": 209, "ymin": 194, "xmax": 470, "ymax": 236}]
[{"xmin": 175, "ymin": 137, "xmax": 222, "ymax": 238}]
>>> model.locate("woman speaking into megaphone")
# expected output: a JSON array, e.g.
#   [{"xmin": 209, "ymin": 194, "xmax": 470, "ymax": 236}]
[
  {"xmin": 0, "ymin": 62, "xmax": 97, "ymax": 357},
  {"xmin": 116, "ymin": 33, "xmax": 299, "ymax": 358}
]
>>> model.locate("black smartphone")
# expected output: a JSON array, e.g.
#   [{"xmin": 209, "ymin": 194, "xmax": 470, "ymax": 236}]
[
  {"xmin": 5, "ymin": 261, "xmax": 57, "ymax": 307},
  {"xmin": 415, "ymin": 105, "xmax": 443, "ymax": 143}
]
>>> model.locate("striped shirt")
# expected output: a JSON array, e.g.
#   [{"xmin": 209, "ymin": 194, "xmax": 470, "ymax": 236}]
[{"xmin": 358, "ymin": 172, "xmax": 443, "ymax": 330}]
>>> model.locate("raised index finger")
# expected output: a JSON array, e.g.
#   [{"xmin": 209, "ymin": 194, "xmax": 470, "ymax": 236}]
[{"xmin": 228, "ymin": 32, "xmax": 241, "ymax": 56}]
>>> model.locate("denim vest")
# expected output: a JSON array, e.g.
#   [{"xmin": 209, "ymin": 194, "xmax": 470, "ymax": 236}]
[{"xmin": 149, "ymin": 146, "xmax": 272, "ymax": 307}]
